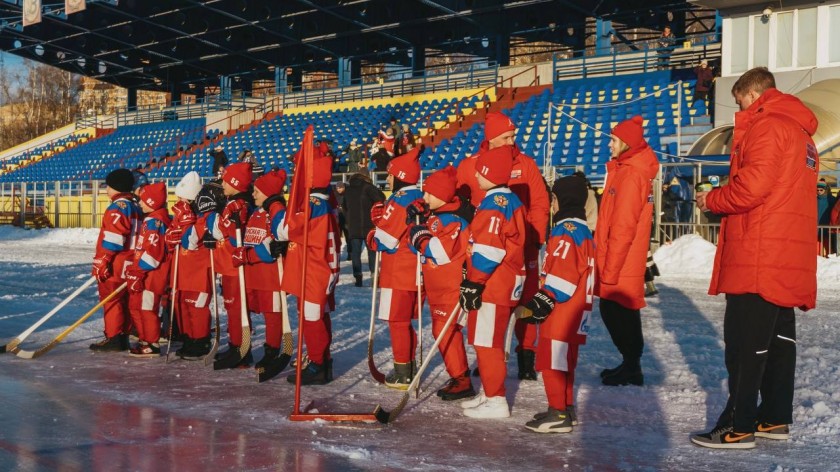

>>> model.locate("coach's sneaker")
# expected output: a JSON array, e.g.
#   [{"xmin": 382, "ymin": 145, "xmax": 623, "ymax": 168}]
[
  {"xmin": 691, "ymin": 425, "xmax": 755, "ymax": 449},
  {"xmin": 464, "ymin": 395, "xmax": 510, "ymax": 419},
  {"xmin": 533, "ymin": 404, "xmax": 578, "ymax": 426},
  {"xmin": 460, "ymin": 390, "xmax": 487, "ymax": 409},
  {"xmin": 600, "ymin": 362, "xmax": 624, "ymax": 379},
  {"xmin": 129, "ymin": 342, "xmax": 161, "ymax": 358},
  {"xmin": 525, "ymin": 408, "xmax": 573, "ymax": 433},
  {"xmin": 436, "ymin": 374, "xmax": 476, "ymax": 401},
  {"xmin": 755, "ymin": 423, "xmax": 790, "ymax": 440},
  {"xmin": 384, "ymin": 362, "xmax": 414, "ymax": 390},
  {"xmin": 602, "ymin": 362, "xmax": 644, "ymax": 386},
  {"xmin": 89, "ymin": 334, "xmax": 129, "ymax": 352}
]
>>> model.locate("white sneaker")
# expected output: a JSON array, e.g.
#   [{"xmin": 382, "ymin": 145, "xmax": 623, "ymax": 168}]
[
  {"xmin": 463, "ymin": 396, "xmax": 510, "ymax": 419},
  {"xmin": 460, "ymin": 390, "xmax": 486, "ymax": 409}
]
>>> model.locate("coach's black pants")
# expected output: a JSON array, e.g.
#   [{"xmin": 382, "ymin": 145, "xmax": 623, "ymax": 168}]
[
  {"xmin": 599, "ymin": 298, "xmax": 644, "ymax": 367},
  {"xmin": 716, "ymin": 293, "xmax": 796, "ymax": 433}
]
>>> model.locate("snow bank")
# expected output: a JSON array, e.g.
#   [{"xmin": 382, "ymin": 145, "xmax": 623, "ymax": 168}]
[
  {"xmin": 653, "ymin": 234, "xmax": 717, "ymax": 279},
  {"xmin": 0, "ymin": 226, "xmax": 99, "ymax": 245},
  {"xmin": 655, "ymin": 234, "xmax": 840, "ymax": 288}
]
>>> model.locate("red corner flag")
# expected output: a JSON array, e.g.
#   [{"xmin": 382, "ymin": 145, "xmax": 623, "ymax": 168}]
[{"xmin": 288, "ymin": 125, "xmax": 315, "ymax": 220}]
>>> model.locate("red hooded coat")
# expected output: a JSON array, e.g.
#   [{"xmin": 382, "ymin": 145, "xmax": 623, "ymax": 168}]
[
  {"xmin": 705, "ymin": 88, "xmax": 818, "ymax": 310},
  {"xmin": 594, "ymin": 142, "xmax": 659, "ymax": 310}
]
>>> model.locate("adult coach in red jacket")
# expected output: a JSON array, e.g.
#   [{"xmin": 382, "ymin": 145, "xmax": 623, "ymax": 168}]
[
  {"xmin": 692, "ymin": 67, "xmax": 818, "ymax": 450},
  {"xmin": 595, "ymin": 115, "xmax": 659, "ymax": 387},
  {"xmin": 456, "ymin": 111, "xmax": 549, "ymax": 380}
]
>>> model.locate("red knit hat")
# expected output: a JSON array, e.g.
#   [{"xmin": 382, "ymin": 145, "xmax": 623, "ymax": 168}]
[
  {"xmin": 475, "ymin": 145, "xmax": 514, "ymax": 186},
  {"xmin": 484, "ymin": 112, "xmax": 516, "ymax": 142},
  {"xmin": 139, "ymin": 182, "xmax": 167, "ymax": 210},
  {"xmin": 254, "ymin": 169, "xmax": 287, "ymax": 197},
  {"xmin": 222, "ymin": 162, "xmax": 253, "ymax": 192},
  {"xmin": 423, "ymin": 166, "xmax": 457, "ymax": 203},
  {"xmin": 312, "ymin": 151, "xmax": 333, "ymax": 188},
  {"xmin": 387, "ymin": 147, "xmax": 421, "ymax": 184},
  {"xmin": 611, "ymin": 115, "xmax": 646, "ymax": 149}
]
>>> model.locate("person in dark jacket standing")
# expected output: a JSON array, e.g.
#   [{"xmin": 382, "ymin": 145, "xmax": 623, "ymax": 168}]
[
  {"xmin": 693, "ymin": 67, "xmax": 818, "ymax": 450},
  {"xmin": 344, "ymin": 171, "xmax": 386, "ymax": 286},
  {"xmin": 211, "ymin": 145, "xmax": 228, "ymax": 179}
]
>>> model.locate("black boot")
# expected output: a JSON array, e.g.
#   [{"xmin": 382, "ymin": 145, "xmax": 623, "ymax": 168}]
[
  {"xmin": 600, "ymin": 362, "xmax": 624, "ymax": 379},
  {"xmin": 214, "ymin": 342, "xmax": 235, "ymax": 361},
  {"xmin": 517, "ymin": 350, "xmax": 538, "ymax": 381},
  {"xmin": 354, "ymin": 275, "xmax": 363, "ymax": 287},
  {"xmin": 176, "ymin": 338, "xmax": 195, "ymax": 358},
  {"xmin": 287, "ymin": 359, "xmax": 331, "ymax": 385},
  {"xmin": 602, "ymin": 359, "xmax": 644, "ymax": 386},
  {"xmin": 89, "ymin": 334, "xmax": 129, "ymax": 352},
  {"xmin": 255, "ymin": 344, "xmax": 280, "ymax": 369}
]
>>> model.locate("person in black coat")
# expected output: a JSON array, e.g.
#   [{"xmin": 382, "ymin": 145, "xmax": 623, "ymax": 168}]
[
  {"xmin": 344, "ymin": 171, "xmax": 386, "ymax": 286},
  {"xmin": 211, "ymin": 146, "xmax": 228, "ymax": 179}
]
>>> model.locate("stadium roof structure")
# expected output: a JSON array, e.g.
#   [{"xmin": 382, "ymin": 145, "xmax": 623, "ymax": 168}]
[{"xmin": 0, "ymin": 0, "xmax": 698, "ymax": 93}]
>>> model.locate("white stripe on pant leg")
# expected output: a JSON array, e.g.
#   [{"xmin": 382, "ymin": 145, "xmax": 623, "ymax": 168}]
[
  {"xmin": 303, "ymin": 300, "xmax": 322, "ymax": 321},
  {"xmin": 777, "ymin": 335, "xmax": 796, "ymax": 344},
  {"xmin": 195, "ymin": 292, "xmax": 208, "ymax": 309},
  {"xmin": 550, "ymin": 339, "xmax": 569, "ymax": 372},
  {"xmin": 272, "ymin": 291, "xmax": 281, "ymax": 313},
  {"xmin": 377, "ymin": 288, "xmax": 393, "ymax": 321},
  {"xmin": 141, "ymin": 290, "xmax": 155, "ymax": 311},
  {"xmin": 755, "ymin": 350, "xmax": 768, "ymax": 355},
  {"xmin": 474, "ymin": 302, "xmax": 497, "ymax": 348}
]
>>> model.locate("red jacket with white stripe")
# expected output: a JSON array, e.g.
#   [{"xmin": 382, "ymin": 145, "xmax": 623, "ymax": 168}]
[
  {"xmin": 180, "ymin": 211, "xmax": 213, "ymax": 293},
  {"xmin": 93, "ymin": 192, "xmax": 142, "ymax": 281},
  {"xmin": 456, "ymin": 143, "xmax": 550, "ymax": 246},
  {"xmin": 466, "ymin": 187, "xmax": 527, "ymax": 307},
  {"xmin": 539, "ymin": 217, "xmax": 595, "ymax": 345},
  {"xmin": 132, "ymin": 207, "xmax": 172, "ymax": 294},
  {"xmin": 205, "ymin": 196, "xmax": 253, "ymax": 277},
  {"xmin": 412, "ymin": 202, "xmax": 468, "ymax": 305},
  {"xmin": 277, "ymin": 193, "xmax": 339, "ymax": 306},
  {"xmin": 373, "ymin": 185, "xmax": 424, "ymax": 292},
  {"xmin": 242, "ymin": 199, "xmax": 286, "ymax": 292}
]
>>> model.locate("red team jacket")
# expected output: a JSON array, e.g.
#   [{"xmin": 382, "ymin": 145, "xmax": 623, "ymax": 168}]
[
  {"xmin": 373, "ymin": 185, "xmax": 424, "ymax": 292},
  {"xmin": 456, "ymin": 143, "xmax": 550, "ymax": 246},
  {"xmin": 242, "ymin": 199, "xmax": 286, "ymax": 292},
  {"xmin": 278, "ymin": 193, "xmax": 339, "ymax": 307},
  {"xmin": 132, "ymin": 207, "xmax": 172, "ymax": 294},
  {"xmin": 94, "ymin": 193, "xmax": 142, "ymax": 281},
  {"xmin": 466, "ymin": 187, "xmax": 527, "ymax": 307},
  {"xmin": 540, "ymin": 217, "xmax": 595, "ymax": 345},
  {"xmin": 181, "ymin": 210, "xmax": 215, "ymax": 293},
  {"xmin": 412, "ymin": 202, "xmax": 469, "ymax": 305},
  {"xmin": 206, "ymin": 197, "xmax": 253, "ymax": 277}
]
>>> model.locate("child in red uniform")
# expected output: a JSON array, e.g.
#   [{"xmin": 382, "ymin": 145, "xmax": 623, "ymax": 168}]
[
  {"xmin": 455, "ymin": 112, "xmax": 549, "ymax": 381},
  {"xmin": 231, "ymin": 170, "xmax": 287, "ymax": 368},
  {"xmin": 406, "ymin": 165, "xmax": 475, "ymax": 401},
  {"xmin": 368, "ymin": 148, "xmax": 424, "ymax": 389},
  {"xmin": 278, "ymin": 151, "xmax": 340, "ymax": 385},
  {"xmin": 521, "ymin": 175, "xmax": 595, "ymax": 433},
  {"xmin": 180, "ymin": 182, "xmax": 227, "ymax": 360},
  {"xmin": 125, "ymin": 182, "xmax": 172, "ymax": 358},
  {"xmin": 203, "ymin": 162, "xmax": 254, "ymax": 367},
  {"xmin": 90, "ymin": 168, "xmax": 142, "ymax": 352},
  {"xmin": 459, "ymin": 145, "xmax": 527, "ymax": 419}
]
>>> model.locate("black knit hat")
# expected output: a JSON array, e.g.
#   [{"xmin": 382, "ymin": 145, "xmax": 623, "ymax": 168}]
[
  {"xmin": 106, "ymin": 168, "xmax": 134, "ymax": 193},
  {"xmin": 551, "ymin": 175, "xmax": 588, "ymax": 221}
]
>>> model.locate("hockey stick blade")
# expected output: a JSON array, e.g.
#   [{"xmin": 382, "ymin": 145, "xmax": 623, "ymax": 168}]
[
  {"xmin": 204, "ymin": 340, "xmax": 219, "ymax": 366},
  {"xmin": 256, "ymin": 353, "xmax": 292, "ymax": 383},
  {"xmin": 0, "ymin": 339, "xmax": 19, "ymax": 354}
]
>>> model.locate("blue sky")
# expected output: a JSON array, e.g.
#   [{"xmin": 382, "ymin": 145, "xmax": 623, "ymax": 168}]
[{"xmin": 1, "ymin": 50, "xmax": 26, "ymax": 70}]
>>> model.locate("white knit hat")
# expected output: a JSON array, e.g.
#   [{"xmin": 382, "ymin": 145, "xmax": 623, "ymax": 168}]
[{"xmin": 175, "ymin": 171, "xmax": 202, "ymax": 200}]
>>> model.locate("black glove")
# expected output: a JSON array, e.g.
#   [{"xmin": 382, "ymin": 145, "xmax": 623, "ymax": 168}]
[
  {"xmin": 409, "ymin": 225, "xmax": 432, "ymax": 252},
  {"xmin": 269, "ymin": 240, "xmax": 289, "ymax": 258},
  {"xmin": 202, "ymin": 231, "xmax": 217, "ymax": 250},
  {"xmin": 405, "ymin": 199, "xmax": 431, "ymax": 224},
  {"xmin": 523, "ymin": 290, "xmax": 556, "ymax": 324},
  {"xmin": 459, "ymin": 280, "xmax": 485, "ymax": 311}
]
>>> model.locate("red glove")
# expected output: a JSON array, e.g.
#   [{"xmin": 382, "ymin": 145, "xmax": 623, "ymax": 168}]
[
  {"xmin": 405, "ymin": 199, "xmax": 431, "ymax": 224},
  {"xmin": 92, "ymin": 252, "xmax": 115, "ymax": 283},
  {"xmin": 164, "ymin": 228, "xmax": 183, "ymax": 250},
  {"xmin": 365, "ymin": 229, "xmax": 379, "ymax": 251},
  {"xmin": 370, "ymin": 202, "xmax": 385, "ymax": 226},
  {"xmin": 231, "ymin": 246, "xmax": 252, "ymax": 268},
  {"xmin": 125, "ymin": 266, "xmax": 146, "ymax": 293},
  {"xmin": 223, "ymin": 198, "xmax": 248, "ymax": 229},
  {"xmin": 172, "ymin": 201, "xmax": 196, "ymax": 227}
]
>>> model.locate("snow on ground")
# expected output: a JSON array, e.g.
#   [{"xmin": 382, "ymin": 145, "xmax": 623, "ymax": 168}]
[{"xmin": 0, "ymin": 227, "xmax": 839, "ymax": 471}]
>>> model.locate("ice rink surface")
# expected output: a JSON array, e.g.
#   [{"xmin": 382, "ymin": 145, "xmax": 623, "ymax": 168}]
[{"xmin": 1, "ymin": 228, "xmax": 839, "ymax": 471}]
